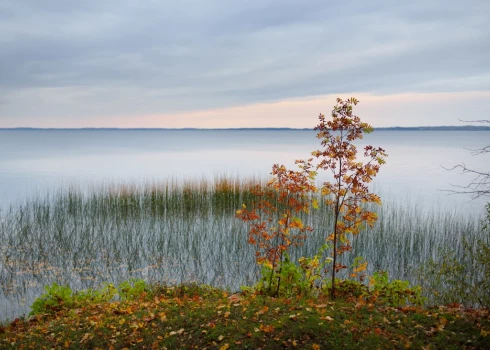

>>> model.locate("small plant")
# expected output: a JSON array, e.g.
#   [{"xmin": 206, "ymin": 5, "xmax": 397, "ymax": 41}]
[
  {"xmin": 118, "ymin": 278, "xmax": 150, "ymax": 301},
  {"xmin": 29, "ymin": 283, "xmax": 74, "ymax": 316},
  {"xmin": 253, "ymin": 254, "xmax": 303, "ymax": 297},
  {"xmin": 327, "ymin": 271, "xmax": 424, "ymax": 306},
  {"xmin": 368, "ymin": 271, "xmax": 425, "ymax": 307},
  {"xmin": 29, "ymin": 279, "xmax": 149, "ymax": 316},
  {"xmin": 75, "ymin": 283, "xmax": 117, "ymax": 305},
  {"xmin": 298, "ymin": 243, "xmax": 332, "ymax": 291},
  {"xmin": 247, "ymin": 250, "xmax": 330, "ymax": 297},
  {"xmin": 333, "ymin": 279, "xmax": 369, "ymax": 299}
]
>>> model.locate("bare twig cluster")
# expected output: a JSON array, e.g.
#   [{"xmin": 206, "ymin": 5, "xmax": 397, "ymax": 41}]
[{"xmin": 444, "ymin": 119, "xmax": 490, "ymax": 199}]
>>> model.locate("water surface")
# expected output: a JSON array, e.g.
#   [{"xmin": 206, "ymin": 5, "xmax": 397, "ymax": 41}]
[{"xmin": 0, "ymin": 129, "xmax": 488, "ymax": 212}]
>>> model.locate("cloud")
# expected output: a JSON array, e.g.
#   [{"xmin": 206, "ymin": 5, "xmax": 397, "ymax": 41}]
[
  {"xmin": 3, "ymin": 91, "xmax": 490, "ymax": 129},
  {"xmin": 0, "ymin": 0, "xmax": 489, "ymax": 126}
]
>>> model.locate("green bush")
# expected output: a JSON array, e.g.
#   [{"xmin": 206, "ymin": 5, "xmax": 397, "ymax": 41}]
[
  {"xmin": 29, "ymin": 283, "xmax": 75, "ymax": 316},
  {"xmin": 29, "ymin": 279, "xmax": 149, "ymax": 316},
  {"xmin": 326, "ymin": 271, "xmax": 425, "ymax": 307},
  {"xmin": 242, "ymin": 249, "xmax": 330, "ymax": 297},
  {"xmin": 368, "ymin": 271, "xmax": 425, "ymax": 306},
  {"xmin": 117, "ymin": 278, "xmax": 150, "ymax": 301}
]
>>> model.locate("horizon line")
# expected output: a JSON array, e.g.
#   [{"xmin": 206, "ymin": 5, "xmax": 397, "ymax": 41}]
[{"xmin": 1, "ymin": 125, "xmax": 490, "ymax": 131}]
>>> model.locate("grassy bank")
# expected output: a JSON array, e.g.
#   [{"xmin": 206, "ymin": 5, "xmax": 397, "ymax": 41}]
[
  {"xmin": 0, "ymin": 176, "xmax": 486, "ymax": 320},
  {"xmin": 1, "ymin": 283, "xmax": 489, "ymax": 349}
]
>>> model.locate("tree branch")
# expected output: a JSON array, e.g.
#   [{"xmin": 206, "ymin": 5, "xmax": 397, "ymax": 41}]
[{"xmin": 441, "ymin": 164, "xmax": 490, "ymax": 199}]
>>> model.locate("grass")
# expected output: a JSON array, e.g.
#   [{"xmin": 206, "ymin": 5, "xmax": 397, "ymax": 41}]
[
  {"xmin": 0, "ymin": 176, "xmax": 486, "ymax": 321},
  {"xmin": 1, "ymin": 283, "xmax": 489, "ymax": 349}
]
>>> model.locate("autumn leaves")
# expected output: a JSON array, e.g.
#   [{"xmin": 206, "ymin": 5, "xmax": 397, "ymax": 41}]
[{"xmin": 237, "ymin": 97, "xmax": 387, "ymax": 299}]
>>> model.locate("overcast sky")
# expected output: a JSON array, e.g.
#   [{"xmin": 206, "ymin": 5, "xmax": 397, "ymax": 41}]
[{"xmin": 1, "ymin": 0, "xmax": 489, "ymax": 128}]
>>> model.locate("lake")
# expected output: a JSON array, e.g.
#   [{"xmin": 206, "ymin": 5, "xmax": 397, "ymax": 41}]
[
  {"xmin": 0, "ymin": 129, "xmax": 488, "ymax": 320},
  {"xmin": 0, "ymin": 129, "xmax": 488, "ymax": 212}
]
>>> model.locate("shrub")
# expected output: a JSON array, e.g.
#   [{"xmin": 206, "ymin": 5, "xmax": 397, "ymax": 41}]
[{"xmin": 29, "ymin": 279, "xmax": 149, "ymax": 316}]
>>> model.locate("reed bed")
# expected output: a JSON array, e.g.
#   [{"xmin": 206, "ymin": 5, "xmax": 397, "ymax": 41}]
[{"xmin": 0, "ymin": 176, "xmax": 485, "ymax": 320}]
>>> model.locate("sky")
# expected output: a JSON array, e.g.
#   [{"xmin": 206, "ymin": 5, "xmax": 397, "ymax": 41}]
[{"xmin": 1, "ymin": 0, "xmax": 489, "ymax": 128}]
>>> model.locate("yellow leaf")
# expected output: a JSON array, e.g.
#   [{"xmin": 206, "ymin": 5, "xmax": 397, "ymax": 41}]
[
  {"xmin": 312, "ymin": 344, "xmax": 321, "ymax": 350},
  {"xmin": 312, "ymin": 199, "xmax": 319, "ymax": 209},
  {"xmin": 218, "ymin": 335, "xmax": 224, "ymax": 341},
  {"xmin": 219, "ymin": 344, "xmax": 230, "ymax": 350},
  {"xmin": 119, "ymin": 318, "xmax": 126, "ymax": 325}
]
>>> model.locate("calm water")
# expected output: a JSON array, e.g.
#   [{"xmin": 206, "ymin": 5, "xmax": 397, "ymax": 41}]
[
  {"xmin": 0, "ymin": 129, "xmax": 488, "ymax": 320},
  {"xmin": 0, "ymin": 129, "xmax": 488, "ymax": 212}
]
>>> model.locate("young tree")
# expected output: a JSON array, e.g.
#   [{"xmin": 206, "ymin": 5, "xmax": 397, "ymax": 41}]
[
  {"xmin": 312, "ymin": 97, "xmax": 387, "ymax": 299},
  {"xmin": 236, "ymin": 160, "xmax": 317, "ymax": 296}
]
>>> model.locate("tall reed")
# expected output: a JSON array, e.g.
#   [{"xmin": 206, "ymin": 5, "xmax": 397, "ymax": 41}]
[{"xmin": 0, "ymin": 176, "xmax": 484, "ymax": 320}]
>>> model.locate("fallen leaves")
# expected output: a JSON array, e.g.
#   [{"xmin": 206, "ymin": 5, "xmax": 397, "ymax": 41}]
[
  {"xmin": 259, "ymin": 324, "xmax": 275, "ymax": 333},
  {"xmin": 79, "ymin": 333, "xmax": 93, "ymax": 344},
  {"xmin": 255, "ymin": 306, "xmax": 269, "ymax": 317},
  {"xmin": 2, "ymin": 284, "xmax": 489, "ymax": 350}
]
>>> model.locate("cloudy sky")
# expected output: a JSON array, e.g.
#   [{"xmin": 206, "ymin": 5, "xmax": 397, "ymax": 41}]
[{"xmin": 1, "ymin": 0, "xmax": 489, "ymax": 128}]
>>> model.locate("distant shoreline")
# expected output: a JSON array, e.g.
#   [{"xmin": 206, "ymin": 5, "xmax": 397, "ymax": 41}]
[{"xmin": 1, "ymin": 126, "xmax": 490, "ymax": 131}]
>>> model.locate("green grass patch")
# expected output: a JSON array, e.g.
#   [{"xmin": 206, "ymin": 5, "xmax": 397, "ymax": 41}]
[{"xmin": 1, "ymin": 283, "xmax": 489, "ymax": 349}]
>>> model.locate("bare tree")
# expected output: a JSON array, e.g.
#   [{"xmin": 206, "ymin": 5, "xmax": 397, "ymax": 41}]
[{"xmin": 443, "ymin": 120, "xmax": 490, "ymax": 199}]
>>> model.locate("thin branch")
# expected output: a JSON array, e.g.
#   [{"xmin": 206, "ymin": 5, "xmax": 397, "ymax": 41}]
[
  {"xmin": 441, "ymin": 163, "xmax": 490, "ymax": 199},
  {"xmin": 464, "ymin": 145, "xmax": 490, "ymax": 155}
]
